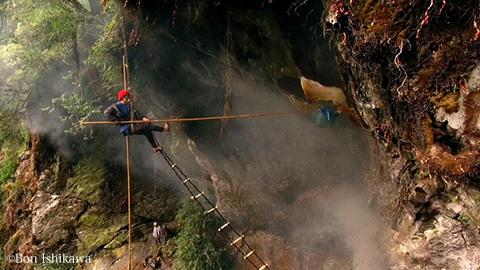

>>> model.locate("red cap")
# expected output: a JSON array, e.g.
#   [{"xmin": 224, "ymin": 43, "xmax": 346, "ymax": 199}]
[{"xmin": 117, "ymin": 90, "xmax": 130, "ymax": 101}]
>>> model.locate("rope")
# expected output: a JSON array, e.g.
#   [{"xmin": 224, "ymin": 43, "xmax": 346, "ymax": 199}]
[
  {"xmin": 156, "ymin": 145, "xmax": 271, "ymax": 270},
  {"xmin": 81, "ymin": 111, "xmax": 296, "ymax": 125},
  {"xmin": 162, "ymin": 32, "xmax": 279, "ymax": 90},
  {"xmin": 125, "ymin": 135, "xmax": 133, "ymax": 270},
  {"xmin": 121, "ymin": 8, "xmax": 133, "ymax": 270},
  {"xmin": 97, "ymin": 5, "xmax": 278, "ymax": 269},
  {"xmin": 220, "ymin": 6, "xmax": 233, "ymax": 138}
]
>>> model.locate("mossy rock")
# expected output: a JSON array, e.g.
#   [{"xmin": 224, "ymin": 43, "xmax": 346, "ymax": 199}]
[
  {"xmin": 103, "ymin": 230, "xmax": 128, "ymax": 250},
  {"xmin": 34, "ymin": 263, "xmax": 72, "ymax": 270},
  {"xmin": 3, "ymin": 230, "xmax": 27, "ymax": 256},
  {"xmin": 66, "ymin": 157, "xmax": 108, "ymax": 205},
  {"xmin": 29, "ymin": 191, "xmax": 87, "ymax": 253},
  {"xmin": 76, "ymin": 206, "xmax": 128, "ymax": 255}
]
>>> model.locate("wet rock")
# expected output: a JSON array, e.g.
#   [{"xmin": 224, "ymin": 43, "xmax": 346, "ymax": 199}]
[
  {"xmin": 392, "ymin": 210, "xmax": 480, "ymax": 269},
  {"xmin": 65, "ymin": 157, "xmax": 108, "ymax": 205},
  {"xmin": 410, "ymin": 187, "xmax": 429, "ymax": 206},
  {"xmin": 446, "ymin": 203, "xmax": 463, "ymax": 215},
  {"xmin": 467, "ymin": 64, "xmax": 480, "ymax": 92},
  {"xmin": 15, "ymin": 149, "xmax": 36, "ymax": 189},
  {"xmin": 187, "ymin": 139, "xmax": 228, "ymax": 211},
  {"xmin": 85, "ymin": 242, "xmax": 172, "ymax": 270},
  {"xmin": 236, "ymin": 231, "xmax": 351, "ymax": 270},
  {"xmin": 300, "ymin": 76, "xmax": 347, "ymax": 107},
  {"xmin": 30, "ymin": 191, "xmax": 87, "ymax": 253},
  {"xmin": 75, "ymin": 206, "xmax": 128, "ymax": 255},
  {"xmin": 409, "ymin": 177, "xmax": 443, "ymax": 209},
  {"xmin": 435, "ymin": 105, "xmax": 466, "ymax": 134}
]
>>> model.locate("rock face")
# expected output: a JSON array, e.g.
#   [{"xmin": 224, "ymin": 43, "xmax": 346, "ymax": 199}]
[
  {"xmin": 31, "ymin": 191, "xmax": 87, "ymax": 252},
  {"xmin": 323, "ymin": 0, "xmax": 480, "ymax": 268},
  {"xmin": 4, "ymin": 1, "xmax": 480, "ymax": 269},
  {"xmin": 2, "ymin": 134, "xmax": 178, "ymax": 269}
]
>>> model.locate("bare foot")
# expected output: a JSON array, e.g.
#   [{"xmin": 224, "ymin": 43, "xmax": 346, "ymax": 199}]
[
  {"xmin": 153, "ymin": 146, "xmax": 163, "ymax": 153},
  {"xmin": 163, "ymin": 122, "xmax": 170, "ymax": 131}
]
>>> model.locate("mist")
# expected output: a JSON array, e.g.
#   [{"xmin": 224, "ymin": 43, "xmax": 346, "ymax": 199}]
[
  {"xmin": 99, "ymin": 14, "xmax": 390, "ymax": 267},
  {"xmin": 125, "ymin": 39, "xmax": 389, "ymax": 267},
  {"xmin": 1, "ymin": 2, "xmax": 390, "ymax": 268}
]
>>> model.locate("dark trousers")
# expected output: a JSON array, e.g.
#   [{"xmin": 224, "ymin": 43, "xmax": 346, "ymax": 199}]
[{"xmin": 127, "ymin": 124, "xmax": 164, "ymax": 148}]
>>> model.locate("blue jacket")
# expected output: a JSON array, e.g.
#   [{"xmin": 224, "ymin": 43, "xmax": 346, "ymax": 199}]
[{"xmin": 104, "ymin": 102, "xmax": 144, "ymax": 135}]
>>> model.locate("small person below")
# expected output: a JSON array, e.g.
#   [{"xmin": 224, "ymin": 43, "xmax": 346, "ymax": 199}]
[
  {"xmin": 152, "ymin": 222, "xmax": 160, "ymax": 246},
  {"xmin": 104, "ymin": 89, "xmax": 170, "ymax": 152}
]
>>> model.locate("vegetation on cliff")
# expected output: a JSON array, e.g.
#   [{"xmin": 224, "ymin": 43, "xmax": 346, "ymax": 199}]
[
  {"xmin": 175, "ymin": 199, "xmax": 231, "ymax": 270},
  {"xmin": 325, "ymin": 0, "xmax": 480, "ymax": 179},
  {"xmin": 323, "ymin": 0, "xmax": 480, "ymax": 268}
]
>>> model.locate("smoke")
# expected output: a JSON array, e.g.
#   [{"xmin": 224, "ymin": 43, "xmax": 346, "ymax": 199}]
[
  {"xmin": 1, "ymin": 1, "xmax": 390, "ymax": 267},
  {"xmin": 128, "ymin": 37, "xmax": 389, "ymax": 267},
  {"xmin": 103, "ymin": 7, "xmax": 392, "ymax": 263},
  {"xmin": 302, "ymin": 185, "xmax": 389, "ymax": 269},
  {"xmin": 213, "ymin": 73, "xmax": 389, "ymax": 269}
]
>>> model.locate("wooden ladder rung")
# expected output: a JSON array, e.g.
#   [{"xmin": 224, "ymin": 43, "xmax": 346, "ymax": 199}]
[
  {"xmin": 258, "ymin": 265, "xmax": 268, "ymax": 270},
  {"xmin": 171, "ymin": 163, "xmax": 177, "ymax": 168},
  {"xmin": 230, "ymin": 235, "xmax": 244, "ymax": 245},
  {"xmin": 182, "ymin": 177, "xmax": 191, "ymax": 184},
  {"xmin": 204, "ymin": 207, "xmax": 217, "ymax": 214},
  {"xmin": 190, "ymin": 192, "xmax": 204, "ymax": 200},
  {"xmin": 243, "ymin": 250, "xmax": 254, "ymax": 260},
  {"xmin": 218, "ymin": 222, "xmax": 230, "ymax": 232}
]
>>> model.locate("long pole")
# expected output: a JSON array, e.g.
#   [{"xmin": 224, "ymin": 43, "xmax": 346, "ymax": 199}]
[
  {"xmin": 125, "ymin": 136, "xmax": 132, "ymax": 270},
  {"xmin": 81, "ymin": 111, "xmax": 295, "ymax": 126},
  {"xmin": 121, "ymin": 13, "xmax": 132, "ymax": 269}
]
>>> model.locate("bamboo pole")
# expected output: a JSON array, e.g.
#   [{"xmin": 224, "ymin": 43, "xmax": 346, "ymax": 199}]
[
  {"xmin": 125, "ymin": 136, "xmax": 132, "ymax": 270},
  {"xmin": 81, "ymin": 111, "xmax": 296, "ymax": 126},
  {"xmin": 121, "ymin": 11, "xmax": 132, "ymax": 269}
]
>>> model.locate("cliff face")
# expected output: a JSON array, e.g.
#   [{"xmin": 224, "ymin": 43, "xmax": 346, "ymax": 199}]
[
  {"xmin": 3, "ymin": 134, "xmax": 180, "ymax": 269},
  {"xmin": 3, "ymin": 1, "xmax": 480, "ymax": 270},
  {"xmin": 323, "ymin": 0, "xmax": 480, "ymax": 268}
]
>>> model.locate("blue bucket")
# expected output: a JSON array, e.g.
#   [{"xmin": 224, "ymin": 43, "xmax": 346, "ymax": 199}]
[{"xmin": 311, "ymin": 108, "xmax": 337, "ymax": 127}]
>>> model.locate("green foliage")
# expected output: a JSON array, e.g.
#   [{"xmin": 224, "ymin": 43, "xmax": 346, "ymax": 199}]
[
  {"xmin": 86, "ymin": 2, "xmax": 122, "ymax": 93},
  {"xmin": 0, "ymin": 0, "xmax": 83, "ymax": 84},
  {"xmin": 0, "ymin": 113, "xmax": 28, "ymax": 187},
  {"xmin": 0, "ymin": 0, "xmax": 123, "ymax": 137},
  {"xmin": 0, "ymin": 0, "xmax": 110, "ymax": 137},
  {"xmin": 43, "ymin": 93, "xmax": 101, "ymax": 139},
  {"xmin": 0, "ymin": 156, "xmax": 18, "ymax": 185},
  {"xmin": 450, "ymin": 195, "xmax": 460, "ymax": 203},
  {"xmin": 76, "ymin": 206, "xmax": 128, "ymax": 255},
  {"xmin": 174, "ymin": 200, "xmax": 231, "ymax": 270},
  {"xmin": 0, "ymin": 114, "xmax": 27, "ymax": 231},
  {"xmin": 458, "ymin": 214, "xmax": 472, "ymax": 225},
  {"xmin": 66, "ymin": 157, "xmax": 108, "ymax": 205}
]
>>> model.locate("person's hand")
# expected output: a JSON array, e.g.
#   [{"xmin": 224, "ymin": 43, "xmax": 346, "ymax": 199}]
[{"xmin": 142, "ymin": 117, "xmax": 151, "ymax": 123}]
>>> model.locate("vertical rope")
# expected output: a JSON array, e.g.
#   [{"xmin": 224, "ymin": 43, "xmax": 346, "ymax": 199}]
[
  {"xmin": 125, "ymin": 136, "xmax": 132, "ymax": 270},
  {"xmin": 121, "ymin": 8, "xmax": 133, "ymax": 270},
  {"xmin": 220, "ymin": 4, "xmax": 233, "ymax": 138},
  {"xmin": 121, "ymin": 9, "xmax": 133, "ymax": 132}
]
